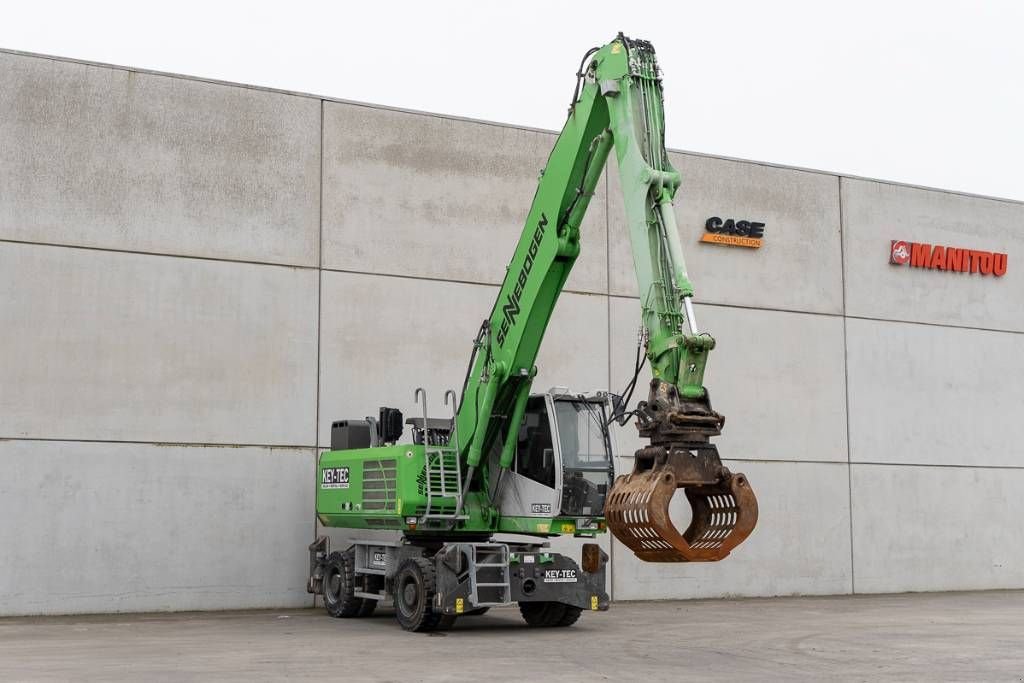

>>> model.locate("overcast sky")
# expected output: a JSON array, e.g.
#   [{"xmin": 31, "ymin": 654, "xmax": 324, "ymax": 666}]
[{"xmin": 3, "ymin": 1, "xmax": 1022, "ymax": 200}]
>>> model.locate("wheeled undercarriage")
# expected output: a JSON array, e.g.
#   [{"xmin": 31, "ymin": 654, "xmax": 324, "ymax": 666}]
[{"xmin": 308, "ymin": 537, "xmax": 609, "ymax": 631}]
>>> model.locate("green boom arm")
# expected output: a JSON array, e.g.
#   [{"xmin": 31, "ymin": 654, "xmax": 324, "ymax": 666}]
[{"xmin": 453, "ymin": 35, "xmax": 712, "ymax": 486}]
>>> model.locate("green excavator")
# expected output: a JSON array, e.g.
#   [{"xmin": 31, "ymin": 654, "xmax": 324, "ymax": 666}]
[{"xmin": 307, "ymin": 33, "xmax": 759, "ymax": 631}]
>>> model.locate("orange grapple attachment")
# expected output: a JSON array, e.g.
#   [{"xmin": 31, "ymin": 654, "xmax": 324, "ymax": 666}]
[{"xmin": 605, "ymin": 445, "xmax": 758, "ymax": 562}]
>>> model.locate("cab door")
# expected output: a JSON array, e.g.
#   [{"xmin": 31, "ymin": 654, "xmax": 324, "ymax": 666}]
[{"xmin": 490, "ymin": 395, "xmax": 561, "ymax": 519}]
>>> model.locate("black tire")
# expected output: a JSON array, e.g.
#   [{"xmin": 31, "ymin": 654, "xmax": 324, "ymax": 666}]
[
  {"xmin": 463, "ymin": 607, "xmax": 490, "ymax": 616},
  {"xmin": 555, "ymin": 605, "xmax": 583, "ymax": 627},
  {"xmin": 322, "ymin": 550, "xmax": 365, "ymax": 618},
  {"xmin": 519, "ymin": 601, "xmax": 568, "ymax": 627},
  {"xmin": 392, "ymin": 557, "xmax": 446, "ymax": 632}
]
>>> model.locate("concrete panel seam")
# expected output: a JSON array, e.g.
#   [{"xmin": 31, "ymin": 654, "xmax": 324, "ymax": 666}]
[
  {"xmin": 0, "ymin": 238, "xmax": 318, "ymax": 272},
  {"xmin": 673, "ymin": 148, "xmax": 843, "ymax": 183},
  {"xmin": 0, "ymin": 238, "xmax": 609, "ymax": 300},
  {"xmin": 0, "ymin": 47, "xmax": 328, "ymax": 105},
  {"xmin": 850, "ymin": 460, "xmax": 1024, "ymax": 471},
  {"xmin": 320, "ymin": 266, "xmax": 604, "ymax": 298},
  {"xmin": 0, "ymin": 437, "xmax": 317, "ymax": 450},
  {"xmin": 845, "ymin": 314, "xmax": 1024, "ymax": 337},
  {"xmin": 310, "ymin": 98, "xmax": 326, "ymax": 609},
  {"xmin": 607, "ymin": 293, "xmax": 846, "ymax": 318},
  {"xmin": 830, "ymin": 172, "xmax": 1024, "ymax": 207},
  {"xmin": 604, "ymin": 168, "xmax": 615, "ymax": 602},
  {"xmin": 627, "ymin": 457, "xmax": 852, "ymax": 467},
  {"xmin": 676, "ymin": 147, "xmax": 1023, "ymax": 207},
  {"xmin": 314, "ymin": 102, "xmax": 325, "ymax": 451},
  {"xmin": 838, "ymin": 175, "xmax": 856, "ymax": 594},
  {"xmin": 611, "ymin": 290, "xmax": 1024, "ymax": 336}
]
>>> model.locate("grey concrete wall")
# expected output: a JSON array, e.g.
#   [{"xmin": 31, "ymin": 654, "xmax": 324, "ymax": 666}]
[
  {"xmin": 0, "ymin": 441, "xmax": 314, "ymax": 614},
  {"xmin": 0, "ymin": 243, "xmax": 318, "ymax": 445},
  {"xmin": 608, "ymin": 153, "xmax": 844, "ymax": 313},
  {"xmin": 841, "ymin": 178, "xmax": 1023, "ymax": 332},
  {"xmin": 321, "ymin": 102, "xmax": 607, "ymax": 294},
  {"xmin": 0, "ymin": 52, "xmax": 321, "ymax": 266},
  {"xmin": 1, "ymin": 49, "xmax": 1021, "ymax": 615},
  {"xmin": 1, "ymin": 51, "xmax": 324, "ymax": 616}
]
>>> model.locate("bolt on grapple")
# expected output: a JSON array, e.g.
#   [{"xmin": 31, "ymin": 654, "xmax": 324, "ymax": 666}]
[{"xmin": 606, "ymin": 380, "xmax": 758, "ymax": 562}]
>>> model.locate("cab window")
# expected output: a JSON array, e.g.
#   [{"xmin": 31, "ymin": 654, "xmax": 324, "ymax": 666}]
[{"xmin": 515, "ymin": 396, "xmax": 556, "ymax": 489}]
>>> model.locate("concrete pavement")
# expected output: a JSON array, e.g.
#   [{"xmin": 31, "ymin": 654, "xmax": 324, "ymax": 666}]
[{"xmin": 1, "ymin": 591, "xmax": 1022, "ymax": 682}]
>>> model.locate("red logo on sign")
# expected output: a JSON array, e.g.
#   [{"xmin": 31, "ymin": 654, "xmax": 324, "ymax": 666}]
[
  {"xmin": 890, "ymin": 240, "xmax": 910, "ymax": 265},
  {"xmin": 888, "ymin": 240, "xmax": 1007, "ymax": 276}
]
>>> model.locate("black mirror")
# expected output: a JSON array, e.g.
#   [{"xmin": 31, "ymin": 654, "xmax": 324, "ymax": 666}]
[
  {"xmin": 377, "ymin": 407, "xmax": 403, "ymax": 444},
  {"xmin": 608, "ymin": 393, "xmax": 632, "ymax": 426}
]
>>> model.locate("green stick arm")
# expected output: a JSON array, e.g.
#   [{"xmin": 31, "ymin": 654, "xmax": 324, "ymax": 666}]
[
  {"xmin": 455, "ymin": 35, "xmax": 711, "ymax": 473},
  {"xmin": 602, "ymin": 38, "xmax": 712, "ymax": 397}
]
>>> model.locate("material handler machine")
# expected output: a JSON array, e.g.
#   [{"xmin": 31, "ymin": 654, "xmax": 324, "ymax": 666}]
[{"xmin": 308, "ymin": 34, "xmax": 759, "ymax": 631}]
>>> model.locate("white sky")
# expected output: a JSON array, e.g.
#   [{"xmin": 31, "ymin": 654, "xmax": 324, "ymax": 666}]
[{"xmin": 3, "ymin": 0, "xmax": 1022, "ymax": 200}]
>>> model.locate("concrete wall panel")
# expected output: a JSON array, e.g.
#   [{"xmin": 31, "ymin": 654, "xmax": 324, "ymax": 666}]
[
  {"xmin": 846, "ymin": 318, "xmax": 1024, "ymax": 468},
  {"xmin": 608, "ymin": 153, "xmax": 843, "ymax": 313},
  {"xmin": 851, "ymin": 464, "xmax": 1024, "ymax": 593},
  {"xmin": 841, "ymin": 178, "xmax": 1024, "ymax": 332},
  {"xmin": 0, "ymin": 244, "xmax": 319, "ymax": 445},
  {"xmin": 318, "ymin": 271, "xmax": 608, "ymax": 447},
  {"xmin": 0, "ymin": 52, "xmax": 320, "ymax": 266},
  {"xmin": 612, "ymin": 460, "xmax": 852, "ymax": 600},
  {"xmin": 321, "ymin": 102, "xmax": 608, "ymax": 294},
  {"xmin": 609, "ymin": 298, "xmax": 848, "ymax": 463},
  {"xmin": 0, "ymin": 440, "xmax": 314, "ymax": 615}
]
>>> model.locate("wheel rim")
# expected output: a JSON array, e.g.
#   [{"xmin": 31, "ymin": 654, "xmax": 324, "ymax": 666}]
[
  {"xmin": 324, "ymin": 569, "xmax": 341, "ymax": 605},
  {"xmin": 398, "ymin": 575, "xmax": 419, "ymax": 616}
]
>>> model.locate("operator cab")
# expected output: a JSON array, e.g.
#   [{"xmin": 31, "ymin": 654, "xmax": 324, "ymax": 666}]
[{"xmin": 489, "ymin": 388, "xmax": 616, "ymax": 527}]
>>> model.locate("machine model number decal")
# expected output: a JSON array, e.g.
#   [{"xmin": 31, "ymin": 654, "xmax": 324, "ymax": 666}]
[
  {"xmin": 321, "ymin": 467, "xmax": 350, "ymax": 489},
  {"xmin": 543, "ymin": 569, "xmax": 577, "ymax": 583},
  {"xmin": 372, "ymin": 550, "xmax": 386, "ymax": 565},
  {"xmin": 530, "ymin": 503, "xmax": 551, "ymax": 514}
]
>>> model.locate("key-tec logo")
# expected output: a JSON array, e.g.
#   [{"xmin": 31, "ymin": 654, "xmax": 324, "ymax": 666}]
[{"xmin": 890, "ymin": 240, "xmax": 1007, "ymax": 276}]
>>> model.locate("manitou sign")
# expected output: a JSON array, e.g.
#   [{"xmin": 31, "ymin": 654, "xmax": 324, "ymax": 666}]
[{"xmin": 890, "ymin": 240, "xmax": 1008, "ymax": 277}]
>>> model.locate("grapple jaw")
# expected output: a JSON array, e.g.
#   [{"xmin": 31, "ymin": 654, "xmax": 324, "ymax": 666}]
[{"xmin": 606, "ymin": 380, "xmax": 759, "ymax": 563}]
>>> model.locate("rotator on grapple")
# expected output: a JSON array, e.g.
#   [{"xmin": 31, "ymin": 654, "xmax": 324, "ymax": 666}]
[{"xmin": 308, "ymin": 33, "xmax": 758, "ymax": 632}]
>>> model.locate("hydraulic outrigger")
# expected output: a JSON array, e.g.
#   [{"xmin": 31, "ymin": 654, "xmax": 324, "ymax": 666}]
[{"xmin": 310, "ymin": 34, "xmax": 758, "ymax": 631}]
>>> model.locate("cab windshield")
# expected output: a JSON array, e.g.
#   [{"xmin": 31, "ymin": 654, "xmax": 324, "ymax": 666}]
[{"xmin": 552, "ymin": 399, "xmax": 613, "ymax": 517}]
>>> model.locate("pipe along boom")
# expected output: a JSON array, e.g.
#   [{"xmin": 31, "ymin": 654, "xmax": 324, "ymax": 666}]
[{"xmin": 312, "ymin": 34, "xmax": 758, "ymax": 632}]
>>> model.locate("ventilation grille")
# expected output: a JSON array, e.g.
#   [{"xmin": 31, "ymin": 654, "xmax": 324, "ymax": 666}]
[{"xmin": 362, "ymin": 459, "xmax": 397, "ymax": 512}]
